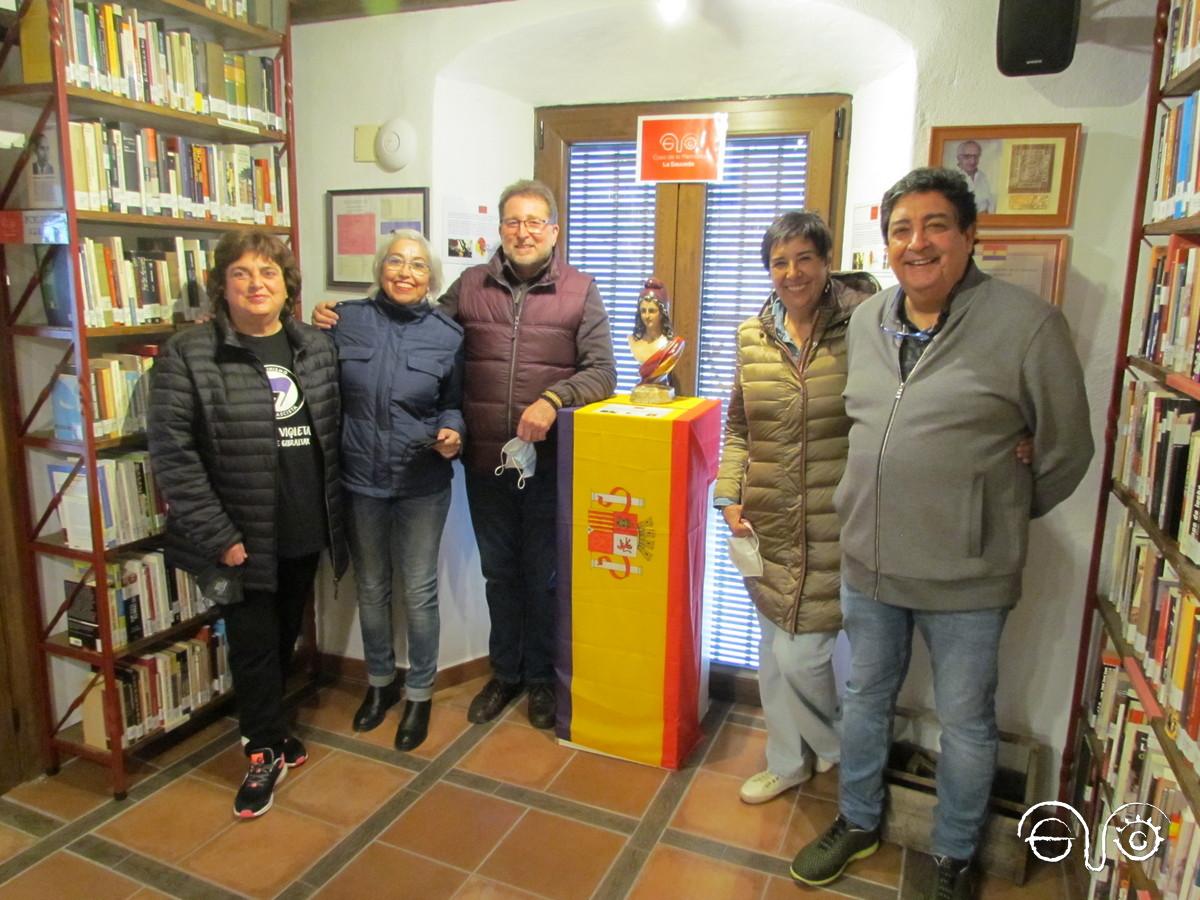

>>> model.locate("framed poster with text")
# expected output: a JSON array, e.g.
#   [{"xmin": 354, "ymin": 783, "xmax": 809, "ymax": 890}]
[
  {"xmin": 326, "ymin": 187, "xmax": 429, "ymax": 288},
  {"xmin": 975, "ymin": 234, "xmax": 1069, "ymax": 305}
]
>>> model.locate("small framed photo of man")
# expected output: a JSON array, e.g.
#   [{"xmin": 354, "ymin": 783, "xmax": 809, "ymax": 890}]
[
  {"xmin": 939, "ymin": 138, "xmax": 1003, "ymax": 215},
  {"xmin": 929, "ymin": 124, "xmax": 1081, "ymax": 228}
]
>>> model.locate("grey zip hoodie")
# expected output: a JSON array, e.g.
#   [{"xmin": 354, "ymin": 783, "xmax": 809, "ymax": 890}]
[{"xmin": 835, "ymin": 263, "xmax": 1093, "ymax": 611}]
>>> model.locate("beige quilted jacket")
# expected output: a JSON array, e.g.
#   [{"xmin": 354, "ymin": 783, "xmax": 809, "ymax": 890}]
[{"xmin": 714, "ymin": 277, "xmax": 870, "ymax": 635}]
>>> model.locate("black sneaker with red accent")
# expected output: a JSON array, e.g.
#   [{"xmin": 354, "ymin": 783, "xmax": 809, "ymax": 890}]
[
  {"xmin": 234, "ymin": 748, "xmax": 286, "ymax": 819},
  {"xmin": 281, "ymin": 735, "xmax": 308, "ymax": 768}
]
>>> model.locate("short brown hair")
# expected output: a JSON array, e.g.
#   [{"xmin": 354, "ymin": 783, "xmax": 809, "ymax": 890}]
[
  {"xmin": 498, "ymin": 179, "xmax": 558, "ymax": 223},
  {"xmin": 207, "ymin": 230, "xmax": 301, "ymax": 321}
]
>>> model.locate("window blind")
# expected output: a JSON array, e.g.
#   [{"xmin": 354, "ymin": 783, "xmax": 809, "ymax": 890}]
[
  {"xmin": 565, "ymin": 141, "xmax": 657, "ymax": 394},
  {"xmin": 562, "ymin": 133, "xmax": 812, "ymax": 671},
  {"xmin": 696, "ymin": 134, "xmax": 811, "ymax": 668}
]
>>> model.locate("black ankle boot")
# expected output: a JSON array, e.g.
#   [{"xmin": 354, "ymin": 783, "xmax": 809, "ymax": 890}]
[
  {"xmin": 394, "ymin": 700, "xmax": 431, "ymax": 751},
  {"xmin": 353, "ymin": 682, "xmax": 401, "ymax": 732}
]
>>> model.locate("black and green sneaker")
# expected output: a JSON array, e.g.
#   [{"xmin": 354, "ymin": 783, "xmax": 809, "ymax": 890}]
[{"xmin": 790, "ymin": 814, "xmax": 880, "ymax": 885}]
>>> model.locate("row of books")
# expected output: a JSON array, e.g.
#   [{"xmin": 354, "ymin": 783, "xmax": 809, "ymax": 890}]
[
  {"xmin": 1165, "ymin": 0, "xmax": 1200, "ymax": 86},
  {"xmin": 49, "ymin": 450, "xmax": 165, "ymax": 551},
  {"xmin": 52, "ymin": 348, "xmax": 155, "ymax": 442},
  {"xmin": 1111, "ymin": 374, "xmax": 1200, "ymax": 557},
  {"xmin": 202, "ymin": 0, "xmax": 289, "ymax": 30},
  {"xmin": 65, "ymin": 549, "xmax": 211, "ymax": 650},
  {"xmin": 55, "ymin": 234, "xmax": 216, "ymax": 329},
  {"xmin": 21, "ymin": 0, "xmax": 287, "ymax": 131},
  {"xmin": 1077, "ymin": 690, "xmax": 1200, "ymax": 898},
  {"xmin": 1108, "ymin": 510, "xmax": 1200, "ymax": 768},
  {"xmin": 80, "ymin": 622, "xmax": 231, "ymax": 749},
  {"xmin": 1149, "ymin": 93, "xmax": 1200, "ymax": 224},
  {"xmin": 65, "ymin": 119, "xmax": 292, "ymax": 226},
  {"xmin": 1136, "ymin": 236, "xmax": 1200, "ymax": 379}
]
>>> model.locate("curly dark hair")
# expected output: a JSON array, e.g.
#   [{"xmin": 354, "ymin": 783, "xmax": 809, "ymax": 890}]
[
  {"xmin": 879, "ymin": 167, "xmax": 977, "ymax": 240},
  {"xmin": 632, "ymin": 278, "xmax": 674, "ymax": 340},
  {"xmin": 207, "ymin": 230, "xmax": 301, "ymax": 322}
]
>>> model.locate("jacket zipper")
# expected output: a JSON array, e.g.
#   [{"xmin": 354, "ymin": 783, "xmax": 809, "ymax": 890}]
[
  {"xmin": 296, "ymin": 339, "xmax": 340, "ymax": 574},
  {"xmin": 774, "ymin": 319, "xmax": 818, "ymax": 636},
  {"xmin": 505, "ymin": 283, "xmax": 528, "ymax": 436},
  {"xmin": 871, "ymin": 340, "xmax": 934, "ymax": 601}
]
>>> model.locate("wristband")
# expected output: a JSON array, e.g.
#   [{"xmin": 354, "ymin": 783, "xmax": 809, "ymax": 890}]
[{"xmin": 541, "ymin": 390, "xmax": 564, "ymax": 410}]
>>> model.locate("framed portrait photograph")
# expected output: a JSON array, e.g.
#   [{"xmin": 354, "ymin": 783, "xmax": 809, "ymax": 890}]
[
  {"xmin": 974, "ymin": 234, "xmax": 1069, "ymax": 305},
  {"xmin": 326, "ymin": 187, "xmax": 429, "ymax": 288},
  {"xmin": 929, "ymin": 124, "xmax": 1081, "ymax": 228}
]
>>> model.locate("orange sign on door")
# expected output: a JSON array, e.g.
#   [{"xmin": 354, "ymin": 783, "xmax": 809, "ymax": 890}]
[{"xmin": 636, "ymin": 114, "xmax": 728, "ymax": 184}]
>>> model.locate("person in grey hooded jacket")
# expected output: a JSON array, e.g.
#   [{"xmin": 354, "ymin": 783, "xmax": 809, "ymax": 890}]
[{"xmin": 790, "ymin": 168, "xmax": 1093, "ymax": 900}]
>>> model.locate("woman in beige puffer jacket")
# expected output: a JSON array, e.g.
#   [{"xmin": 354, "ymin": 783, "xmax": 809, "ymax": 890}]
[{"xmin": 714, "ymin": 211, "xmax": 875, "ymax": 805}]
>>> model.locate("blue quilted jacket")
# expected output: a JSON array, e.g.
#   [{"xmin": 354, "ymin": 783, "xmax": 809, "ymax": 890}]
[{"xmin": 332, "ymin": 293, "xmax": 465, "ymax": 499}]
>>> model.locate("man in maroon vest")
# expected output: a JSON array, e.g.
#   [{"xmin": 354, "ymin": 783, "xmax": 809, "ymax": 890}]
[
  {"xmin": 443, "ymin": 179, "xmax": 615, "ymax": 728},
  {"xmin": 315, "ymin": 179, "xmax": 615, "ymax": 730}
]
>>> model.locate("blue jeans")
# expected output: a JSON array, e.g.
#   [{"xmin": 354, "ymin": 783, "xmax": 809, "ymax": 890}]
[
  {"xmin": 464, "ymin": 467, "xmax": 558, "ymax": 685},
  {"xmin": 839, "ymin": 582, "xmax": 1007, "ymax": 860},
  {"xmin": 346, "ymin": 488, "xmax": 451, "ymax": 701}
]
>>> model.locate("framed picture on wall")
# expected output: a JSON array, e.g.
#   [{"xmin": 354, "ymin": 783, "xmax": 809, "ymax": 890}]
[
  {"xmin": 326, "ymin": 187, "xmax": 429, "ymax": 288},
  {"xmin": 929, "ymin": 124, "xmax": 1081, "ymax": 228},
  {"xmin": 974, "ymin": 234, "xmax": 1069, "ymax": 305}
]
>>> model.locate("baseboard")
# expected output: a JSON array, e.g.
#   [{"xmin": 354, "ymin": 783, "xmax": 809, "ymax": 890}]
[
  {"xmin": 709, "ymin": 662, "xmax": 762, "ymax": 707},
  {"xmin": 318, "ymin": 653, "xmax": 492, "ymax": 691},
  {"xmin": 317, "ymin": 653, "xmax": 762, "ymax": 710}
]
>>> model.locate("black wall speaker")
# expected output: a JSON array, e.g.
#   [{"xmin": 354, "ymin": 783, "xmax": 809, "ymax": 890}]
[{"xmin": 996, "ymin": 0, "xmax": 1081, "ymax": 76}]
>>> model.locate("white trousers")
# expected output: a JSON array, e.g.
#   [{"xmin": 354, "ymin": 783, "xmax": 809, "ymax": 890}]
[{"xmin": 757, "ymin": 611, "xmax": 841, "ymax": 779}]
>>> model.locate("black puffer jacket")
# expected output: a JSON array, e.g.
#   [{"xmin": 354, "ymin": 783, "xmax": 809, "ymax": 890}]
[{"xmin": 147, "ymin": 316, "xmax": 349, "ymax": 591}]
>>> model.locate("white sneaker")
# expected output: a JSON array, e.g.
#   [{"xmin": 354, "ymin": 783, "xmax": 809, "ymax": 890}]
[
  {"xmin": 739, "ymin": 769, "xmax": 807, "ymax": 804},
  {"xmin": 815, "ymin": 757, "xmax": 837, "ymax": 774}
]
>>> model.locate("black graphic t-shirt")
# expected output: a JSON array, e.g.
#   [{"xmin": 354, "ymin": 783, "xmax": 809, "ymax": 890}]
[{"xmin": 238, "ymin": 328, "xmax": 328, "ymax": 559}]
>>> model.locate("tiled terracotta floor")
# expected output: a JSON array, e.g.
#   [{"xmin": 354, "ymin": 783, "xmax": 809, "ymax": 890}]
[{"xmin": 0, "ymin": 677, "xmax": 1079, "ymax": 899}]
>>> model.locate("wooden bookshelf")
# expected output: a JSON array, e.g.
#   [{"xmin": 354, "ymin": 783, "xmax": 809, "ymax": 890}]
[
  {"xmin": 77, "ymin": 210, "xmax": 291, "ymax": 234},
  {"xmin": 0, "ymin": 84, "xmax": 285, "ymax": 143},
  {"xmin": 43, "ymin": 607, "xmax": 219, "ymax": 661},
  {"xmin": 1111, "ymin": 481, "xmax": 1200, "ymax": 597},
  {"xmin": 0, "ymin": 0, "xmax": 301, "ymax": 799}
]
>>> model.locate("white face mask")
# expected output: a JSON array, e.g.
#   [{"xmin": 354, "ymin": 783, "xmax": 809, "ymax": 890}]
[
  {"xmin": 727, "ymin": 528, "xmax": 763, "ymax": 577},
  {"xmin": 496, "ymin": 437, "xmax": 537, "ymax": 489}
]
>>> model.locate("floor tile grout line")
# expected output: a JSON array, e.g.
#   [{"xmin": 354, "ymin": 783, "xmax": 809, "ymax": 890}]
[
  {"xmin": 489, "ymin": 782, "xmax": 641, "ymax": 837},
  {"xmin": 291, "ymin": 722, "xmax": 429, "ymax": 774},
  {"xmin": 0, "ymin": 725, "xmax": 240, "ymax": 892},
  {"xmin": 292, "ymin": 786, "xmax": 426, "ymax": 894},
  {"xmin": 590, "ymin": 700, "xmax": 733, "ymax": 899},
  {"xmin": 659, "ymin": 827, "xmax": 894, "ymax": 900},
  {"xmin": 66, "ymin": 832, "xmax": 249, "ymax": 900},
  {"xmin": 0, "ymin": 797, "xmax": 61, "ymax": 838},
  {"xmin": 286, "ymin": 712, "xmax": 507, "ymax": 896}
]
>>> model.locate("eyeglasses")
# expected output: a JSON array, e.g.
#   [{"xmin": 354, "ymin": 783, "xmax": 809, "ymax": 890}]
[
  {"xmin": 500, "ymin": 217, "xmax": 552, "ymax": 235},
  {"xmin": 382, "ymin": 256, "xmax": 431, "ymax": 275},
  {"xmin": 879, "ymin": 322, "xmax": 938, "ymax": 343}
]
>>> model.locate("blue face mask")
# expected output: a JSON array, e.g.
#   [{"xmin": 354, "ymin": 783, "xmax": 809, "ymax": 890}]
[{"xmin": 495, "ymin": 437, "xmax": 537, "ymax": 489}]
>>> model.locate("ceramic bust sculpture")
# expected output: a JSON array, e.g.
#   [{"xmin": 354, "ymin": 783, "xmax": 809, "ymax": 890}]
[{"xmin": 629, "ymin": 278, "xmax": 684, "ymax": 404}]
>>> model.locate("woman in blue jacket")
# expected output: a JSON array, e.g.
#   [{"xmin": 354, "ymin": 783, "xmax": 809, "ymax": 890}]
[{"xmin": 331, "ymin": 229, "xmax": 464, "ymax": 751}]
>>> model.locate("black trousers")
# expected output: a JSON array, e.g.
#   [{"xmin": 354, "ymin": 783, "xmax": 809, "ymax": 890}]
[
  {"xmin": 222, "ymin": 552, "xmax": 320, "ymax": 752},
  {"xmin": 464, "ymin": 468, "xmax": 558, "ymax": 685}
]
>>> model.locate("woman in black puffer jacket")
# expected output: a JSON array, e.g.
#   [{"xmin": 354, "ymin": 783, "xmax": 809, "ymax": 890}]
[{"xmin": 148, "ymin": 230, "xmax": 346, "ymax": 820}]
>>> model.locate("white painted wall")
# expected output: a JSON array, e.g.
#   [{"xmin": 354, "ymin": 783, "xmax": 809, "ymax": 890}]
[{"xmin": 292, "ymin": 0, "xmax": 1153, "ymax": 796}]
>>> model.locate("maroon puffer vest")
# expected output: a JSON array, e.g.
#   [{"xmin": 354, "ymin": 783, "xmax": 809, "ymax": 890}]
[{"xmin": 457, "ymin": 258, "xmax": 592, "ymax": 473}]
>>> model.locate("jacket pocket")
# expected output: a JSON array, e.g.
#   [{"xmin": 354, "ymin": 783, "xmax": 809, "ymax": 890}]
[
  {"xmin": 967, "ymin": 474, "xmax": 984, "ymax": 558},
  {"xmin": 337, "ymin": 344, "xmax": 375, "ymax": 413}
]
